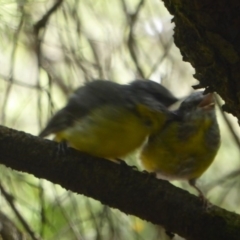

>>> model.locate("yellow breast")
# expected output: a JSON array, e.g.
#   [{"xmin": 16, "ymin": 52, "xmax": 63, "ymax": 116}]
[
  {"xmin": 141, "ymin": 118, "xmax": 220, "ymax": 180},
  {"xmin": 55, "ymin": 105, "xmax": 166, "ymax": 158}
]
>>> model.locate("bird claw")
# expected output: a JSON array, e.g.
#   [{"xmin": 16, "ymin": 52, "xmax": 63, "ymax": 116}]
[
  {"xmin": 188, "ymin": 179, "xmax": 212, "ymax": 209},
  {"xmin": 116, "ymin": 159, "xmax": 138, "ymax": 170},
  {"xmin": 56, "ymin": 140, "xmax": 69, "ymax": 156}
]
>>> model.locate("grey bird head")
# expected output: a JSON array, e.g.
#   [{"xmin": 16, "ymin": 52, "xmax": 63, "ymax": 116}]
[{"xmin": 176, "ymin": 91, "xmax": 216, "ymax": 120}]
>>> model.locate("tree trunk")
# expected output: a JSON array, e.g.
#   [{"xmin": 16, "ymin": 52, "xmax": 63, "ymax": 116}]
[{"xmin": 162, "ymin": 0, "xmax": 240, "ymax": 120}]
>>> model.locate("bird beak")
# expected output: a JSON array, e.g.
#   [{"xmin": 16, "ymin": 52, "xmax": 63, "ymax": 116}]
[{"xmin": 198, "ymin": 93, "xmax": 215, "ymax": 110}]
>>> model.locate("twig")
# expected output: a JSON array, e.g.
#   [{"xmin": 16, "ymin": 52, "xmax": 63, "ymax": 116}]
[
  {"xmin": 0, "ymin": 183, "xmax": 41, "ymax": 240},
  {"xmin": 34, "ymin": 0, "xmax": 64, "ymax": 35},
  {"xmin": 121, "ymin": 0, "xmax": 145, "ymax": 78}
]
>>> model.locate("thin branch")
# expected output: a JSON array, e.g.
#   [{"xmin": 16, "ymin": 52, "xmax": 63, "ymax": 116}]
[
  {"xmin": 33, "ymin": 0, "xmax": 64, "ymax": 36},
  {"xmin": 0, "ymin": 183, "xmax": 41, "ymax": 240},
  {"xmin": 1, "ymin": 11, "xmax": 25, "ymax": 124},
  {"xmin": 215, "ymin": 95, "xmax": 240, "ymax": 153},
  {"xmin": 205, "ymin": 169, "xmax": 240, "ymax": 192},
  {"xmin": 52, "ymin": 185, "xmax": 82, "ymax": 239},
  {"xmin": 121, "ymin": 0, "xmax": 145, "ymax": 78},
  {"xmin": 0, "ymin": 73, "xmax": 43, "ymax": 90},
  {"xmin": 146, "ymin": 40, "xmax": 173, "ymax": 79},
  {"xmin": 0, "ymin": 211, "xmax": 24, "ymax": 240}
]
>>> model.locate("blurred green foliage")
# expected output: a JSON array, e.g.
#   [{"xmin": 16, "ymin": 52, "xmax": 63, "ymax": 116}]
[{"xmin": 0, "ymin": 0, "xmax": 240, "ymax": 239}]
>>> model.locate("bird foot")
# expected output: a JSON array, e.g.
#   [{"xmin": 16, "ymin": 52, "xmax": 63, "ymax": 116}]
[
  {"xmin": 56, "ymin": 140, "xmax": 69, "ymax": 156},
  {"xmin": 115, "ymin": 158, "xmax": 138, "ymax": 170}
]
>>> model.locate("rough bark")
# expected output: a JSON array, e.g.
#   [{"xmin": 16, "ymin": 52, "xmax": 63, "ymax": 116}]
[
  {"xmin": 162, "ymin": 0, "xmax": 240, "ymax": 119},
  {"xmin": 0, "ymin": 125, "xmax": 240, "ymax": 240}
]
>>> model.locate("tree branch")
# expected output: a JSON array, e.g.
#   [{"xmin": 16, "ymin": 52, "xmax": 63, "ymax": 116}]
[
  {"xmin": 161, "ymin": 0, "xmax": 240, "ymax": 120},
  {"xmin": 0, "ymin": 125, "xmax": 240, "ymax": 240}
]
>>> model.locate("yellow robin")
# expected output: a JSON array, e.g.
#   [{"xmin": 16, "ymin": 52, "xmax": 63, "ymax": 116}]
[
  {"xmin": 39, "ymin": 79, "xmax": 178, "ymax": 159},
  {"xmin": 140, "ymin": 91, "xmax": 220, "ymax": 197}
]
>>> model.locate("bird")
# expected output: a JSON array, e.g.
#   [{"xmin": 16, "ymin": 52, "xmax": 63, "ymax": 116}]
[
  {"xmin": 140, "ymin": 91, "xmax": 220, "ymax": 198},
  {"xmin": 39, "ymin": 79, "xmax": 178, "ymax": 159}
]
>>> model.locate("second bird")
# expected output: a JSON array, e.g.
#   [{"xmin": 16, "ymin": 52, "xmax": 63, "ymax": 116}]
[{"xmin": 140, "ymin": 91, "xmax": 220, "ymax": 197}]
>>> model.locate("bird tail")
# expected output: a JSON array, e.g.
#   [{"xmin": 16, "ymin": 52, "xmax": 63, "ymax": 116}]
[{"xmin": 39, "ymin": 108, "xmax": 72, "ymax": 138}]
